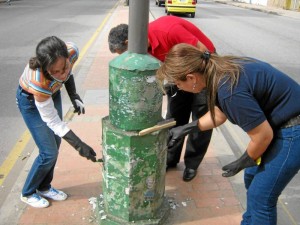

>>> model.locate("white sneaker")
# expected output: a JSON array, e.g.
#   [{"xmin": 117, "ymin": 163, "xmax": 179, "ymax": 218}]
[
  {"xmin": 37, "ymin": 187, "xmax": 68, "ymax": 201},
  {"xmin": 20, "ymin": 193, "xmax": 49, "ymax": 208}
]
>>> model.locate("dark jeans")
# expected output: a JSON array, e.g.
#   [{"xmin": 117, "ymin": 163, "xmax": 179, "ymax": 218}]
[
  {"xmin": 16, "ymin": 86, "xmax": 62, "ymax": 196},
  {"xmin": 165, "ymin": 85, "xmax": 212, "ymax": 169}
]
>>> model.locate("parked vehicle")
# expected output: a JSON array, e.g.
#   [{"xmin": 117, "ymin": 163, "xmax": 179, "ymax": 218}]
[
  {"xmin": 156, "ymin": 0, "xmax": 165, "ymax": 6},
  {"xmin": 165, "ymin": 0, "xmax": 196, "ymax": 18}
]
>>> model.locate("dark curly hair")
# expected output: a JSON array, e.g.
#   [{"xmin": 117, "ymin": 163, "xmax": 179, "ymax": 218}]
[{"xmin": 108, "ymin": 24, "xmax": 128, "ymax": 53}]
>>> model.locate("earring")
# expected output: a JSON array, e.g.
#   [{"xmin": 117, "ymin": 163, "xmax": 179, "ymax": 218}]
[{"xmin": 193, "ymin": 83, "xmax": 196, "ymax": 90}]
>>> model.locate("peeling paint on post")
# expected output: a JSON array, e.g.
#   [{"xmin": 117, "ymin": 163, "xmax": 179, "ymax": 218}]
[
  {"xmin": 100, "ymin": 117, "xmax": 170, "ymax": 224},
  {"xmin": 98, "ymin": 52, "xmax": 170, "ymax": 224},
  {"xmin": 98, "ymin": 0, "xmax": 170, "ymax": 223},
  {"xmin": 109, "ymin": 52, "xmax": 163, "ymax": 131}
]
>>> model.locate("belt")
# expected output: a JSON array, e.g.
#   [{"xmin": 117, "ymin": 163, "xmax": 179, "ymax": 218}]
[
  {"xmin": 18, "ymin": 85, "xmax": 34, "ymax": 99},
  {"xmin": 281, "ymin": 115, "xmax": 300, "ymax": 128}
]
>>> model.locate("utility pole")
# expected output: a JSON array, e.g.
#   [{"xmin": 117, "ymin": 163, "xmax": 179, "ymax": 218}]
[
  {"xmin": 97, "ymin": 0, "xmax": 170, "ymax": 224},
  {"xmin": 128, "ymin": 0, "xmax": 149, "ymax": 54}
]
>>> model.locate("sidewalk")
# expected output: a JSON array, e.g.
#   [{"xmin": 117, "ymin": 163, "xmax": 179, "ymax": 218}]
[{"xmin": 1, "ymin": 1, "xmax": 299, "ymax": 225}]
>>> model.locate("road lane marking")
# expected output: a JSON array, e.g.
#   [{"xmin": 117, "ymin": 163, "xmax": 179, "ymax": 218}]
[
  {"xmin": 0, "ymin": 130, "xmax": 31, "ymax": 186},
  {"xmin": 279, "ymin": 200, "xmax": 297, "ymax": 225}
]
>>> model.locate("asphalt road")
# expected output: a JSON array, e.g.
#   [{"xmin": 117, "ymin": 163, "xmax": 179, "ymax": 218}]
[
  {"xmin": 150, "ymin": 1, "xmax": 300, "ymax": 224},
  {"xmin": 151, "ymin": 0, "xmax": 300, "ymax": 83}
]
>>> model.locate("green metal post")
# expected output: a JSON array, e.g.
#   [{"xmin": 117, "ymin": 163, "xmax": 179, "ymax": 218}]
[
  {"xmin": 109, "ymin": 52, "xmax": 163, "ymax": 131},
  {"xmin": 99, "ymin": 117, "xmax": 169, "ymax": 225},
  {"xmin": 97, "ymin": 0, "xmax": 170, "ymax": 224},
  {"xmin": 98, "ymin": 52, "xmax": 170, "ymax": 224}
]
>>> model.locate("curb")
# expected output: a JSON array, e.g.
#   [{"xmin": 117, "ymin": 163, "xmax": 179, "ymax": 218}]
[{"xmin": 214, "ymin": 0, "xmax": 300, "ymax": 19}]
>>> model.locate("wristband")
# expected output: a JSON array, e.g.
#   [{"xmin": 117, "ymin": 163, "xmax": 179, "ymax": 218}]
[{"xmin": 255, "ymin": 157, "xmax": 261, "ymax": 165}]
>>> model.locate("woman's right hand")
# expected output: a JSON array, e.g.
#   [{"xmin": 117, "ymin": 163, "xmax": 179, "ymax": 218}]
[
  {"xmin": 63, "ymin": 130, "xmax": 96, "ymax": 162},
  {"xmin": 168, "ymin": 120, "xmax": 199, "ymax": 148},
  {"xmin": 77, "ymin": 142, "xmax": 97, "ymax": 162}
]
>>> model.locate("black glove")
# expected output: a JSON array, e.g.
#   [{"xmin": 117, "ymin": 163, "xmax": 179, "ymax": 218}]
[
  {"xmin": 64, "ymin": 75, "xmax": 85, "ymax": 115},
  {"xmin": 63, "ymin": 130, "xmax": 96, "ymax": 162},
  {"xmin": 222, "ymin": 151, "xmax": 258, "ymax": 177},
  {"xmin": 168, "ymin": 120, "xmax": 199, "ymax": 148}
]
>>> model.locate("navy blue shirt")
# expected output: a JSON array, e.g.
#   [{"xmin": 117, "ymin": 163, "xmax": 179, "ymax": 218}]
[{"xmin": 217, "ymin": 59, "xmax": 300, "ymax": 132}]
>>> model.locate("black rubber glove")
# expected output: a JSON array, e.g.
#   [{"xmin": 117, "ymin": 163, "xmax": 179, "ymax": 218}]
[
  {"xmin": 222, "ymin": 151, "xmax": 257, "ymax": 177},
  {"xmin": 64, "ymin": 75, "xmax": 85, "ymax": 115},
  {"xmin": 168, "ymin": 120, "xmax": 199, "ymax": 148},
  {"xmin": 63, "ymin": 130, "xmax": 96, "ymax": 162}
]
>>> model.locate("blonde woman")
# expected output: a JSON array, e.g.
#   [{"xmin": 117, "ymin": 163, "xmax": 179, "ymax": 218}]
[{"xmin": 157, "ymin": 43, "xmax": 300, "ymax": 225}]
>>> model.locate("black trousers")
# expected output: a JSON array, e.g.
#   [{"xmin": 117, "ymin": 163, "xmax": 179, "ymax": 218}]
[{"xmin": 165, "ymin": 85, "xmax": 213, "ymax": 170}]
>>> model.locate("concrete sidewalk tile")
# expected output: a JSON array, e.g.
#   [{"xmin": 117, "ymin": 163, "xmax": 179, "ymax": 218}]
[
  {"xmin": 192, "ymin": 212, "xmax": 242, "ymax": 225},
  {"xmin": 192, "ymin": 181, "xmax": 219, "ymax": 192},
  {"xmin": 165, "ymin": 140, "xmax": 243, "ymax": 224},
  {"xmin": 83, "ymin": 51, "xmax": 111, "ymax": 90},
  {"xmin": 195, "ymin": 197, "xmax": 224, "ymax": 208}
]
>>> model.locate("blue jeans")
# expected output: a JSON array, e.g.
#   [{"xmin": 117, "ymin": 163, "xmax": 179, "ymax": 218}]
[
  {"xmin": 241, "ymin": 125, "xmax": 300, "ymax": 225},
  {"xmin": 16, "ymin": 86, "xmax": 63, "ymax": 196}
]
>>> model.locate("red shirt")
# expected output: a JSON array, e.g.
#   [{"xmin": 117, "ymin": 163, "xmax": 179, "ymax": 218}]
[{"xmin": 148, "ymin": 16, "xmax": 215, "ymax": 62}]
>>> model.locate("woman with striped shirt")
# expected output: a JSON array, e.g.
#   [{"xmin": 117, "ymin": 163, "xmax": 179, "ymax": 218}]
[{"xmin": 16, "ymin": 36, "xmax": 96, "ymax": 208}]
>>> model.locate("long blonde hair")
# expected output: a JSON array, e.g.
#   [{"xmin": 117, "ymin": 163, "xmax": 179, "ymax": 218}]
[{"xmin": 156, "ymin": 43, "xmax": 245, "ymax": 126}]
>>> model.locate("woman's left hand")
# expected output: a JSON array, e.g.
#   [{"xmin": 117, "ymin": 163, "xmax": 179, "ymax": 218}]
[
  {"xmin": 64, "ymin": 75, "xmax": 85, "ymax": 115},
  {"xmin": 72, "ymin": 96, "xmax": 85, "ymax": 115},
  {"xmin": 222, "ymin": 150, "xmax": 258, "ymax": 177}
]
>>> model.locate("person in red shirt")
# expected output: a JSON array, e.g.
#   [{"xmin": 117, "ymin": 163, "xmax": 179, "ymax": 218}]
[{"xmin": 108, "ymin": 16, "xmax": 216, "ymax": 181}]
